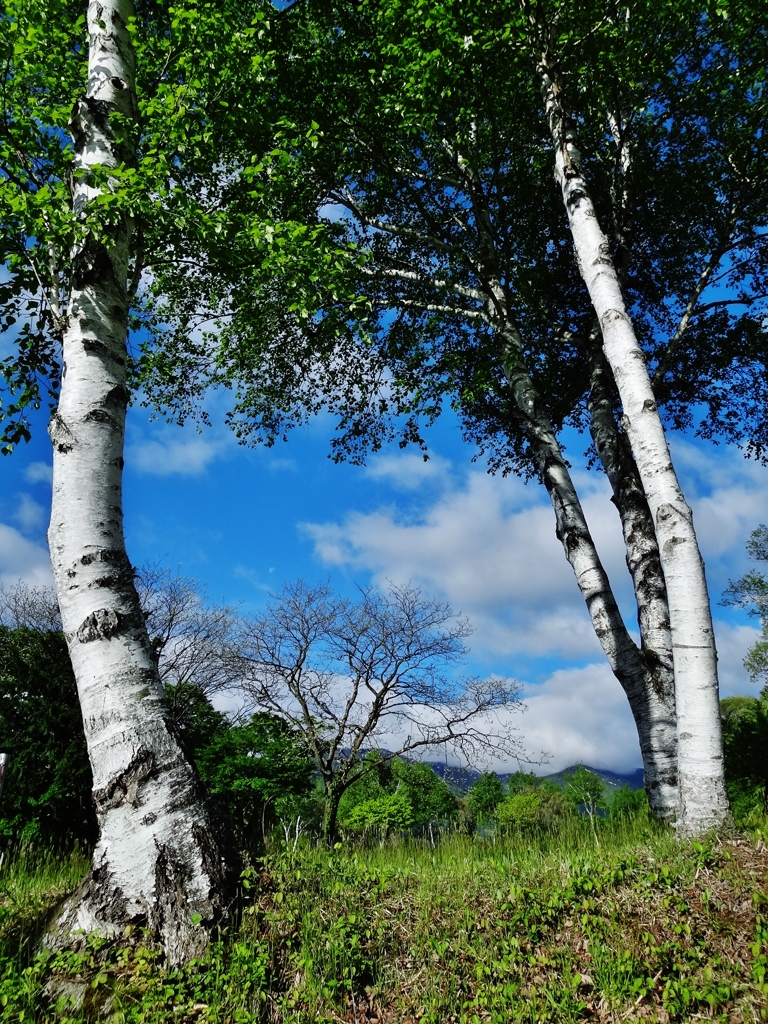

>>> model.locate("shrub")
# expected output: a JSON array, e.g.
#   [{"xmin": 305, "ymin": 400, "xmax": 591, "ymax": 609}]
[
  {"xmin": 344, "ymin": 792, "xmax": 415, "ymax": 835},
  {"xmin": 609, "ymin": 785, "xmax": 648, "ymax": 821},
  {"xmin": 495, "ymin": 788, "xmax": 571, "ymax": 833}
]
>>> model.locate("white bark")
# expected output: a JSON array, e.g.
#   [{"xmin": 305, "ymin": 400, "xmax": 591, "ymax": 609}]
[
  {"xmin": 586, "ymin": 342, "xmax": 678, "ymax": 817},
  {"xmin": 47, "ymin": 0, "xmax": 234, "ymax": 963},
  {"xmin": 534, "ymin": 50, "xmax": 729, "ymax": 833},
  {"xmin": 499, "ymin": 327, "xmax": 677, "ymax": 818}
]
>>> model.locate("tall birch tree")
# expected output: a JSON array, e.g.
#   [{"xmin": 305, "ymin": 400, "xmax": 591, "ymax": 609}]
[
  {"xmin": 138, "ymin": 0, "xmax": 767, "ymax": 832},
  {"xmin": 0, "ymin": 0, "xmax": 280, "ymax": 959},
  {"xmin": 49, "ymin": 0, "xmax": 239, "ymax": 962},
  {"xmin": 521, "ymin": 0, "xmax": 736, "ymax": 833}
]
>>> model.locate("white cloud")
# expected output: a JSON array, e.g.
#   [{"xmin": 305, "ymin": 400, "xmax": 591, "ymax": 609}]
[
  {"xmin": 518, "ymin": 664, "xmax": 641, "ymax": 774},
  {"xmin": 301, "ymin": 443, "xmax": 768, "ymax": 773},
  {"xmin": 671, "ymin": 440, "xmax": 768, "ymax": 567},
  {"xmin": 13, "ymin": 494, "xmax": 47, "ymax": 533},
  {"xmin": 0, "ymin": 523, "xmax": 52, "ymax": 588},
  {"xmin": 24, "ymin": 461, "xmax": 53, "ymax": 484},
  {"xmin": 364, "ymin": 452, "xmax": 451, "ymax": 491},
  {"xmin": 126, "ymin": 436, "xmax": 224, "ymax": 476},
  {"xmin": 302, "ymin": 467, "xmax": 628, "ymax": 663},
  {"xmin": 268, "ymin": 457, "xmax": 298, "ymax": 472},
  {"xmin": 714, "ymin": 620, "xmax": 761, "ymax": 697}
]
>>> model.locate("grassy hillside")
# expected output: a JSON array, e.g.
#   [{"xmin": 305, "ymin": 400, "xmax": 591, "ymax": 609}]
[{"xmin": 1, "ymin": 817, "xmax": 767, "ymax": 1023}]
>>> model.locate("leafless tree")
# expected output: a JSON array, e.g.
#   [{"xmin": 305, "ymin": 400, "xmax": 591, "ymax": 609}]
[
  {"xmin": 0, "ymin": 581, "xmax": 62, "ymax": 632},
  {"xmin": 230, "ymin": 580, "xmax": 525, "ymax": 841},
  {"xmin": 135, "ymin": 564, "xmax": 240, "ymax": 696},
  {"xmin": 0, "ymin": 566, "xmax": 240, "ymax": 698}
]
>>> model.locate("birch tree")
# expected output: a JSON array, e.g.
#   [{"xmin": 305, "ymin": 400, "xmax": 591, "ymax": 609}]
[
  {"xmin": 139, "ymin": 0, "xmax": 768, "ymax": 833},
  {"xmin": 521, "ymin": 0, "xmax": 737, "ymax": 833},
  {"xmin": 50, "ymin": 0, "xmax": 240, "ymax": 962},
  {"xmin": 0, "ymin": 0, "xmax": 278, "ymax": 959}
]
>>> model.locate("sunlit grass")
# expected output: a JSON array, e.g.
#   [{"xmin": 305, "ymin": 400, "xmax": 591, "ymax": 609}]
[{"xmin": 0, "ymin": 818, "xmax": 766, "ymax": 1023}]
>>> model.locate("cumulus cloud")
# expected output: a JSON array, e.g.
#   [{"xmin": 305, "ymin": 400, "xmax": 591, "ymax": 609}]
[
  {"xmin": 517, "ymin": 664, "xmax": 641, "ymax": 774},
  {"xmin": 13, "ymin": 494, "xmax": 47, "ymax": 533},
  {"xmin": 364, "ymin": 452, "xmax": 451, "ymax": 491},
  {"xmin": 301, "ymin": 441, "xmax": 768, "ymax": 771},
  {"xmin": 714, "ymin": 621, "xmax": 761, "ymax": 697},
  {"xmin": 302, "ymin": 465, "xmax": 629, "ymax": 665},
  {"xmin": 24, "ymin": 461, "xmax": 53, "ymax": 485},
  {"xmin": 671, "ymin": 440, "xmax": 768, "ymax": 569},
  {"xmin": 0, "ymin": 523, "xmax": 52, "ymax": 589},
  {"xmin": 126, "ymin": 436, "xmax": 225, "ymax": 476}
]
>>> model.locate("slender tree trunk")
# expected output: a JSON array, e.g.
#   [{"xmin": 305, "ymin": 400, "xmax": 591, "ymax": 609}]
[
  {"xmin": 533, "ymin": 41, "xmax": 729, "ymax": 833},
  {"xmin": 586, "ymin": 340, "xmax": 678, "ymax": 817},
  {"xmin": 322, "ymin": 781, "xmax": 342, "ymax": 844},
  {"xmin": 47, "ymin": 0, "xmax": 236, "ymax": 963},
  {"xmin": 447, "ymin": 138, "xmax": 677, "ymax": 819},
  {"xmin": 498, "ymin": 326, "xmax": 675, "ymax": 819}
]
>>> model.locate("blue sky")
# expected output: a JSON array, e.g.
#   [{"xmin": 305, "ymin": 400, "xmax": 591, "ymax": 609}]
[{"xmin": 1, "ymin": 390, "xmax": 765, "ymax": 774}]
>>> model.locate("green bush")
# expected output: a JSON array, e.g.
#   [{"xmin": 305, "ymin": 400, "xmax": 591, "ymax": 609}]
[
  {"xmin": 0, "ymin": 627, "xmax": 95, "ymax": 847},
  {"xmin": 609, "ymin": 785, "xmax": 648, "ymax": 821},
  {"xmin": 344, "ymin": 792, "xmax": 415, "ymax": 834},
  {"xmin": 339, "ymin": 754, "xmax": 458, "ymax": 831},
  {"xmin": 467, "ymin": 771, "xmax": 505, "ymax": 824},
  {"xmin": 495, "ymin": 788, "xmax": 571, "ymax": 833}
]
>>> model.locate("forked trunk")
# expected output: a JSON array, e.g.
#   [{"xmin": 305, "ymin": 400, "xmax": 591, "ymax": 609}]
[
  {"xmin": 586, "ymin": 341, "xmax": 678, "ymax": 817},
  {"xmin": 47, "ymin": 0, "xmax": 236, "ymax": 963},
  {"xmin": 534, "ymin": 43, "xmax": 729, "ymax": 833},
  {"xmin": 499, "ymin": 327, "xmax": 676, "ymax": 819}
]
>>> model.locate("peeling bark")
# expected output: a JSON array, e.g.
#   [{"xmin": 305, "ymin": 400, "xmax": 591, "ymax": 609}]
[
  {"xmin": 46, "ymin": 0, "xmax": 237, "ymax": 963},
  {"xmin": 531, "ymin": 25, "xmax": 729, "ymax": 833}
]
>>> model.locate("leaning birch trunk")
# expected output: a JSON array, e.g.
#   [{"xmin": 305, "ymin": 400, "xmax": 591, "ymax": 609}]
[
  {"xmin": 497, "ymin": 320, "xmax": 677, "ymax": 819},
  {"xmin": 586, "ymin": 341, "xmax": 678, "ymax": 817},
  {"xmin": 534, "ymin": 48, "xmax": 729, "ymax": 833},
  {"xmin": 445, "ymin": 136, "xmax": 679, "ymax": 818},
  {"xmin": 47, "ymin": 0, "xmax": 236, "ymax": 963}
]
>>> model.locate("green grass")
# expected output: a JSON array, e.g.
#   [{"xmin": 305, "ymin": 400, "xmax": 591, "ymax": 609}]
[{"xmin": 1, "ymin": 816, "xmax": 767, "ymax": 1023}]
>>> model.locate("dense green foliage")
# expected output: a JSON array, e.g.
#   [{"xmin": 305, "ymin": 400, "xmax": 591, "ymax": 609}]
[
  {"xmin": 563, "ymin": 765, "xmax": 608, "ymax": 820},
  {"xmin": 721, "ymin": 690, "xmax": 768, "ymax": 819},
  {"xmin": 2, "ymin": 820, "xmax": 768, "ymax": 1022},
  {"xmin": 338, "ymin": 753, "xmax": 458, "ymax": 835},
  {"xmin": 146, "ymin": 0, "xmax": 768, "ymax": 475},
  {"xmin": 192, "ymin": 711, "xmax": 317, "ymax": 848},
  {"xmin": 0, "ymin": 627, "xmax": 94, "ymax": 847},
  {"xmin": 467, "ymin": 771, "xmax": 506, "ymax": 824}
]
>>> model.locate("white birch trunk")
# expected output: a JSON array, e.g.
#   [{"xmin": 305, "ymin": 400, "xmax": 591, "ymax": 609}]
[
  {"xmin": 47, "ymin": 0, "xmax": 235, "ymax": 963},
  {"xmin": 499, "ymin": 325, "xmax": 677, "ymax": 819},
  {"xmin": 445, "ymin": 137, "xmax": 679, "ymax": 819},
  {"xmin": 534, "ymin": 49, "xmax": 729, "ymax": 833},
  {"xmin": 586, "ymin": 342, "xmax": 678, "ymax": 817}
]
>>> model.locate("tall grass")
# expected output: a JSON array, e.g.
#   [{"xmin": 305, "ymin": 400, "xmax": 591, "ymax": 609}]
[{"xmin": 0, "ymin": 817, "xmax": 766, "ymax": 1023}]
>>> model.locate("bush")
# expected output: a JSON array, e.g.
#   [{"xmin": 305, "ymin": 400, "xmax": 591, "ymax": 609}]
[
  {"xmin": 609, "ymin": 785, "xmax": 648, "ymax": 821},
  {"xmin": 0, "ymin": 627, "xmax": 95, "ymax": 847},
  {"xmin": 467, "ymin": 771, "xmax": 505, "ymax": 824},
  {"xmin": 344, "ymin": 792, "xmax": 415, "ymax": 835},
  {"xmin": 495, "ymin": 788, "xmax": 571, "ymax": 833}
]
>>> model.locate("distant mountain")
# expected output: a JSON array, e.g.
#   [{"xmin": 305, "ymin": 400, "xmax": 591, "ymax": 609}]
[
  {"xmin": 348, "ymin": 751, "xmax": 645, "ymax": 796},
  {"xmin": 424, "ymin": 760, "xmax": 645, "ymax": 795},
  {"xmin": 426, "ymin": 761, "xmax": 482, "ymax": 793},
  {"xmin": 541, "ymin": 765, "xmax": 645, "ymax": 792}
]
